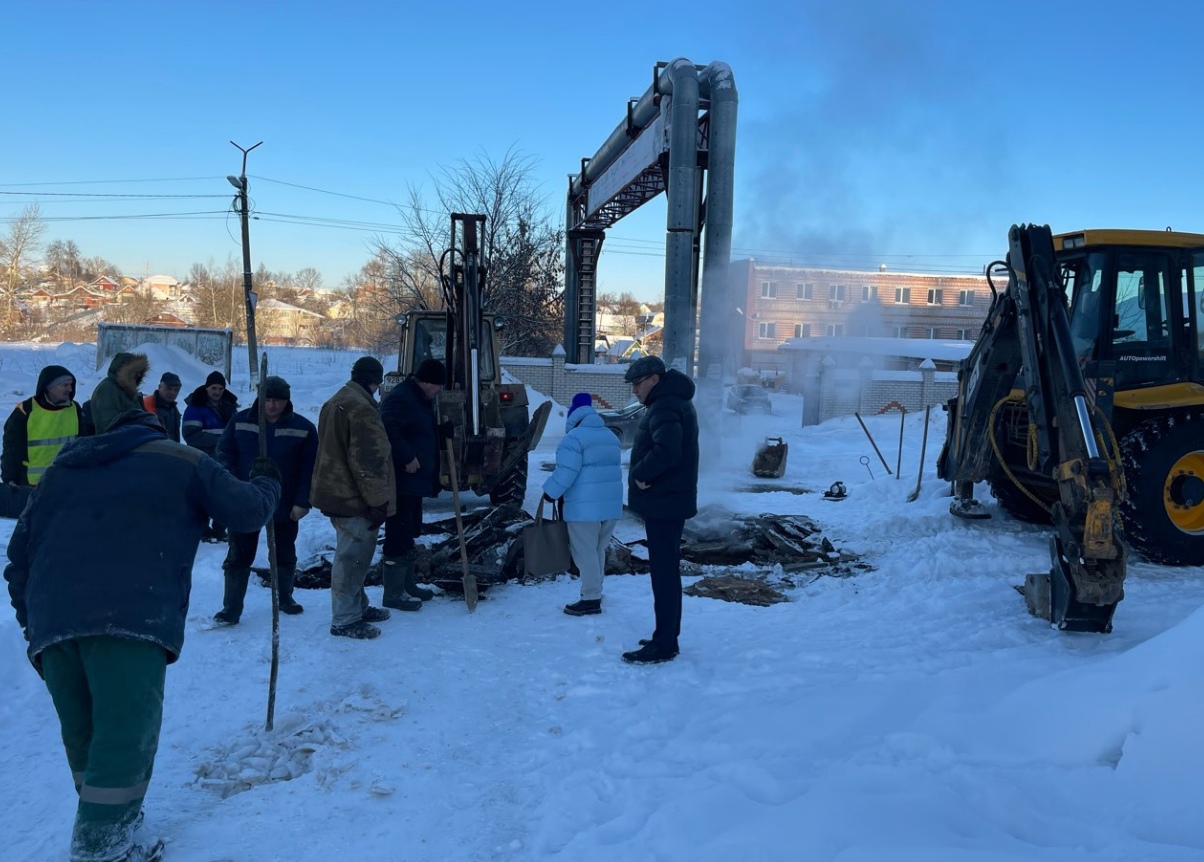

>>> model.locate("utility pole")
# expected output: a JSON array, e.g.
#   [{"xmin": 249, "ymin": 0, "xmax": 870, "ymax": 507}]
[{"xmin": 228, "ymin": 140, "xmax": 263, "ymax": 385}]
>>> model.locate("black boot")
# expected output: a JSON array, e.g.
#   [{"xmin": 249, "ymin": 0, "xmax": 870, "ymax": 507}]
[
  {"xmin": 400, "ymin": 552, "xmax": 434, "ymax": 601},
  {"xmin": 278, "ymin": 567, "xmax": 304, "ymax": 615},
  {"xmin": 381, "ymin": 557, "xmax": 422, "ymax": 611},
  {"xmin": 213, "ymin": 568, "xmax": 250, "ymax": 625},
  {"xmin": 564, "ymin": 599, "xmax": 601, "ymax": 616}
]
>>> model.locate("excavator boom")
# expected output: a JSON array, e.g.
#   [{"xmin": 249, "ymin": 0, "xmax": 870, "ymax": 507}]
[{"xmin": 937, "ymin": 224, "xmax": 1126, "ymax": 632}]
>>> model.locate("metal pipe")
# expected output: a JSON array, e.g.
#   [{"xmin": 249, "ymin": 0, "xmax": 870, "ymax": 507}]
[
  {"xmin": 696, "ymin": 61, "xmax": 738, "ymax": 379},
  {"xmin": 662, "ymin": 59, "xmax": 701, "ymax": 369}
]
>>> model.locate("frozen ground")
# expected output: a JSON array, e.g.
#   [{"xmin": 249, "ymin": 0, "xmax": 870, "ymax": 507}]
[{"xmin": 2, "ymin": 343, "xmax": 1203, "ymax": 861}]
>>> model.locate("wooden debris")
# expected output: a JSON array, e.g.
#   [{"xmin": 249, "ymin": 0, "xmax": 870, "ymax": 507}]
[{"xmin": 684, "ymin": 574, "xmax": 788, "ymax": 606}]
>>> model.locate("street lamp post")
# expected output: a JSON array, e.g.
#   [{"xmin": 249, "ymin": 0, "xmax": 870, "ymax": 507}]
[{"xmin": 228, "ymin": 140, "xmax": 263, "ymax": 385}]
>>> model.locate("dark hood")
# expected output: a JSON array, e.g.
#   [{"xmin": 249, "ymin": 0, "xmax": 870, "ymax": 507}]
[
  {"xmin": 107, "ymin": 352, "xmax": 149, "ymax": 396},
  {"xmin": 56, "ymin": 412, "xmax": 167, "ymax": 468},
  {"xmin": 187, "ymin": 384, "xmax": 239, "ymax": 409},
  {"xmin": 35, "ymin": 364, "xmax": 76, "ymax": 402},
  {"xmin": 646, "ymin": 368, "xmax": 696, "ymax": 405}
]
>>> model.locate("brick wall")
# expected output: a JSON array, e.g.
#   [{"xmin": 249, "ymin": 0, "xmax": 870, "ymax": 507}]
[
  {"xmin": 802, "ymin": 358, "xmax": 959, "ymax": 425},
  {"xmin": 501, "ymin": 346, "xmax": 637, "ymax": 411}
]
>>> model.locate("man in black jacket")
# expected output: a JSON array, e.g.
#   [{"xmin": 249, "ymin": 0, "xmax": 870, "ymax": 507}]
[
  {"xmin": 4, "ymin": 409, "xmax": 280, "ymax": 862},
  {"xmin": 621, "ymin": 355, "xmax": 699, "ymax": 665},
  {"xmin": 379, "ymin": 359, "xmax": 447, "ymax": 610}
]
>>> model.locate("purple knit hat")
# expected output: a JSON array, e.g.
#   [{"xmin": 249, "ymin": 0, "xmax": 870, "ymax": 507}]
[{"xmin": 568, "ymin": 392, "xmax": 592, "ymax": 416}]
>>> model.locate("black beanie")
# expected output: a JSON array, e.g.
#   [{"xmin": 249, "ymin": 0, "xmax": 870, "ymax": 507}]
[
  {"xmin": 415, "ymin": 358, "xmax": 447, "ymax": 386},
  {"xmin": 206, "ymin": 371, "xmax": 227, "ymax": 387},
  {"xmin": 263, "ymin": 376, "xmax": 291, "ymax": 400},
  {"xmin": 351, "ymin": 356, "xmax": 384, "ymax": 386}
]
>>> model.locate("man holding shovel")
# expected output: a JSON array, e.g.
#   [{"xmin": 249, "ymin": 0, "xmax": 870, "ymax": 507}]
[{"xmin": 380, "ymin": 359, "xmax": 448, "ymax": 611}]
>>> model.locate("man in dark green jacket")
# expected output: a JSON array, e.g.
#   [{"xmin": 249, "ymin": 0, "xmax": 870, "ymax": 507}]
[
  {"xmin": 621, "ymin": 355, "xmax": 699, "ymax": 665},
  {"xmin": 4, "ymin": 409, "xmax": 280, "ymax": 862},
  {"xmin": 88, "ymin": 352, "xmax": 149, "ymax": 434}
]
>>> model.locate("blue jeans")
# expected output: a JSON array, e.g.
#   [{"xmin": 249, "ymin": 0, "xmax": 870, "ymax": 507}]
[{"xmin": 645, "ymin": 518, "xmax": 685, "ymax": 649}]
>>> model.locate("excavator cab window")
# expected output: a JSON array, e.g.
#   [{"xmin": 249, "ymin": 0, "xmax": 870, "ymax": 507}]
[
  {"xmin": 1108, "ymin": 251, "xmax": 1183, "ymax": 387},
  {"xmin": 1066, "ymin": 252, "xmax": 1107, "ymax": 361},
  {"xmin": 408, "ymin": 316, "xmax": 497, "ymax": 385}
]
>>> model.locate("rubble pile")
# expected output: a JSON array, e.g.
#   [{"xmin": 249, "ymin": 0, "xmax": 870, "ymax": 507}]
[{"xmin": 278, "ymin": 504, "xmax": 863, "ymax": 602}]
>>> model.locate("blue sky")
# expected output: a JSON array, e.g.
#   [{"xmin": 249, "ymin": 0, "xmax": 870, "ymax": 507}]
[{"xmin": 2, "ymin": 0, "xmax": 1199, "ymax": 300}]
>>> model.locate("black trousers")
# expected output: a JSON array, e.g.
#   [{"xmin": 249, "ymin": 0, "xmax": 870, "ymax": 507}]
[
  {"xmin": 645, "ymin": 517, "xmax": 685, "ymax": 649},
  {"xmin": 383, "ymin": 495, "xmax": 424, "ymax": 556},
  {"xmin": 223, "ymin": 517, "xmax": 299, "ymax": 570}
]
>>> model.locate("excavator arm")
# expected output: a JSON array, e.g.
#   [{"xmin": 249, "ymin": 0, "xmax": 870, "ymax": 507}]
[{"xmin": 937, "ymin": 224, "xmax": 1126, "ymax": 632}]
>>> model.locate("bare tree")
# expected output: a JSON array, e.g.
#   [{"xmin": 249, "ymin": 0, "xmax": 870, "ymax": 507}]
[
  {"xmin": 0, "ymin": 204, "xmax": 46, "ymax": 336},
  {"xmin": 373, "ymin": 148, "xmax": 565, "ymax": 356},
  {"xmin": 294, "ymin": 266, "xmax": 324, "ymax": 292},
  {"xmin": 103, "ymin": 287, "xmax": 161, "ymax": 326}
]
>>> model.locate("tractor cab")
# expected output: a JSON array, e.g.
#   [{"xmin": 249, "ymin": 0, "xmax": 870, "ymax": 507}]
[{"xmin": 1057, "ymin": 229, "xmax": 1204, "ymax": 395}]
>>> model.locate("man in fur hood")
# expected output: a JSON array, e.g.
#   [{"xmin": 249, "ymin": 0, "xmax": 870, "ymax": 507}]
[{"xmin": 89, "ymin": 352, "xmax": 149, "ymax": 435}]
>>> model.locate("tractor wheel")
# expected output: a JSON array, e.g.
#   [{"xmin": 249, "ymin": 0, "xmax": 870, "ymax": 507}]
[
  {"xmin": 987, "ymin": 459, "xmax": 1054, "ymax": 526},
  {"xmin": 489, "ymin": 447, "xmax": 529, "ymax": 507},
  {"xmin": 1120, "ymin": 412, "xmax": 1204, "ymax": 566}
]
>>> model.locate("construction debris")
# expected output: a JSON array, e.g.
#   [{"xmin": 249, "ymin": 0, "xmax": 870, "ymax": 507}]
[{"xmin": 274, "ymin": 503, "xmax": 863, "ymax": 603}]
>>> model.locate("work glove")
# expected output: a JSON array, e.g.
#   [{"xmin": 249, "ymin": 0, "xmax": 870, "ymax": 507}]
[
  {"xmin": 250, "ymin": 456, "xmax": 282, "ymax": 483},
  {"xmin": 290, "ymin": 505, "xmax": 310, "ymax": 521},
  {"xmin": 366, "ymin": 503, "xmax": 389, "ymax": 530},
  {"xmin": 437, "ymin": 421, "xmax": 456, "ymax": 441}
]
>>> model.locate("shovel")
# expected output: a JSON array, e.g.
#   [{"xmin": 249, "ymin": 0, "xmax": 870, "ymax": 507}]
[
  {"xmin": 445, "ymin": 438, "xmax": 479, "ymax": 613},
  {"xmin": 906, "ymin": 406, "xmax": 931, "ymax": 503}
]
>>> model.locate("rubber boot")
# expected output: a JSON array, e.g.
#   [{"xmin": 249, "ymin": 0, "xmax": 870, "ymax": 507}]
[
  {"xmin": 400, "ymin": 551, "xmax": 434, "ymax": 601},
  {"xmin": 278, "ymin": 566, "xmax": 304, "ymax": 615},
  {"xmin": 381, "ymin": 557, "xmax": 422, "ymax": 612},
  {"xmin": 214, "ymin": 567, "xmax": 251, "ymax": 625}
]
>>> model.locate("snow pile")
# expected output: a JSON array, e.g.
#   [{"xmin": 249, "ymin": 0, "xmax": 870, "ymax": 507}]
[{"xmin": 2, "ymin": 343, "xmax": 1204, "ymax": 861}]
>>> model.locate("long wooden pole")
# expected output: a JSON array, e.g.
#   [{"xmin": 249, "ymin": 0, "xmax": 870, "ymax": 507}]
[
  {"xmin": 259, "ymin": 352, "xmax": 280, "ymax": 731},
  {"xmin": 444, "ymin": 438, "xmax": 478, "ymax": 613}
]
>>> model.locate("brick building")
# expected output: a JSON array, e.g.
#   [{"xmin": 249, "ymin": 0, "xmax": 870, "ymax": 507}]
[{"xmin": 730, "ymin": 259, "xmax": 992, "ymax": 377}]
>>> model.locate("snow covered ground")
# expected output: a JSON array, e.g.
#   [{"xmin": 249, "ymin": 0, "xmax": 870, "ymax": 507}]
[{"xmin": 3, "ymin": 342, "xmax": 1204, "ymax": 862}]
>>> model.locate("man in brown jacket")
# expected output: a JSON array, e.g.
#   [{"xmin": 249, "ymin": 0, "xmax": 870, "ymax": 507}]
[{"xmin": 310, "ymin": 357, "xmax": 396, "ymax": 639}]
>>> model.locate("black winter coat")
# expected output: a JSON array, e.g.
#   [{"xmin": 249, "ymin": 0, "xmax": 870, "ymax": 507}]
[
  {"xmin": 216, "ymin": 401, "xmax": 318, "ymax": 523},
  {"xmin": 627, "ymin": 369, "xmax": 699, "ymax": 521},
  {"xmin": 3, "ymin": 413, "xmax": 280, "ymax": 669},
  {"xmin": 1, "ymin": 364, "xmax": 92, "ymax": 485},
  {"xmin": 380, "ymin": 377, "xmax": 441, "ymax": 498}
]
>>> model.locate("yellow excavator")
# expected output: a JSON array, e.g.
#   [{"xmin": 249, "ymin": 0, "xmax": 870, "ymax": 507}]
[{"xmin": 938, "ymin": 224, "xmax": 1204, "ymax": 632}]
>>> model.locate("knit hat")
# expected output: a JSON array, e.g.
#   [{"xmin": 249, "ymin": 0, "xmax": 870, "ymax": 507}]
[
  {"xmin": 205, "ymin": 370, "xmax": 227, "ymax": 387},
  {"xmin": 159, "ymin": 371, "xmax": 181, "ymax": 387},
  {"xmin": 351, "ymin": 356, "xmax": 385, "ymax": 386},
  {"xmin": 415, "ymin": 358, "xmax": 447, "ymax": 386},
  {"xmin": 568, "ymin": 392, "xmax": 592, "ymax": 416},
  {"xmin": 47, "ymin": 373, "xmax": 74, "ymax": 392},
  {"xmin": 263, "ymin": 375, "xmax": 291, "ymax": 400},
  {"xmin": 623, "ymin": 354, "xmax": 666, "ymax": 383}
]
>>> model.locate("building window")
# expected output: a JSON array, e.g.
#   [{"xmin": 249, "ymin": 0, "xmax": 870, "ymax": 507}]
[
  {"xmin": 797, "ymin": 282, "xmax": 813, "ymax": 300},
  {"xmin": 757, "ymin": 322, "xmax": 776, "ymax": 338},
  {"xmin": 957, "ymin": 328, "xmax": 973, "ymax": 340},
  {"xmin": 894, "ymin": 287, "xmax": 911, "ymax": 304},
  {"xmin": 927, "ymin": 327, "xmax": 940, "ymax": 339},
  {"xmin": 829, "ymin": 284, "xmax": 847, "ymax": 301},
  {"xmin": 891, "ymin": 326, "xmax": 906, "ymax": 338},
  {"xmin": 794, "ymin": 323, "xmax": 811, "ymax": 338},
  {"xmin": 959, "ymin": 289, "xmax": 975, "ymax": 307},
  {"xmin": 862, "ymin": 284, "xmax": 878, "ymax": 302},
  {"xmin": 760, "ymin": 281, "xmax": 777, "ymax": 298},
  {"xmin": 826, "ymin": 323, "xmax": 844, "ymax": 337},
  {"xmin": 927, "ymin": 288, "xmax": 943, "ymax": 305}
]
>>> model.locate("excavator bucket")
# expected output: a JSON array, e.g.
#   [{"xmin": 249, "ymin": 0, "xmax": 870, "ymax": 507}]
[
  {"xmin": 752, "ymin": 437, "xmax": 788, "ymax": 478},
  {"xmin": 1023, "ymin": 538, "xmax": 1118, "ymax": 633}
]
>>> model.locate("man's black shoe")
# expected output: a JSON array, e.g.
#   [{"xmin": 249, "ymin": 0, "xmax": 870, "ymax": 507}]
[
  {"xmin": 564, "ymin": 599, "xmax": 601, "ymax": 616},
  {"xmin": 622, "ymin": 642, "xmax": 678, "ymax": 664},
  {"xmin": 361, "ymin": 606, "xmax": 391, "ymax": 623}
]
